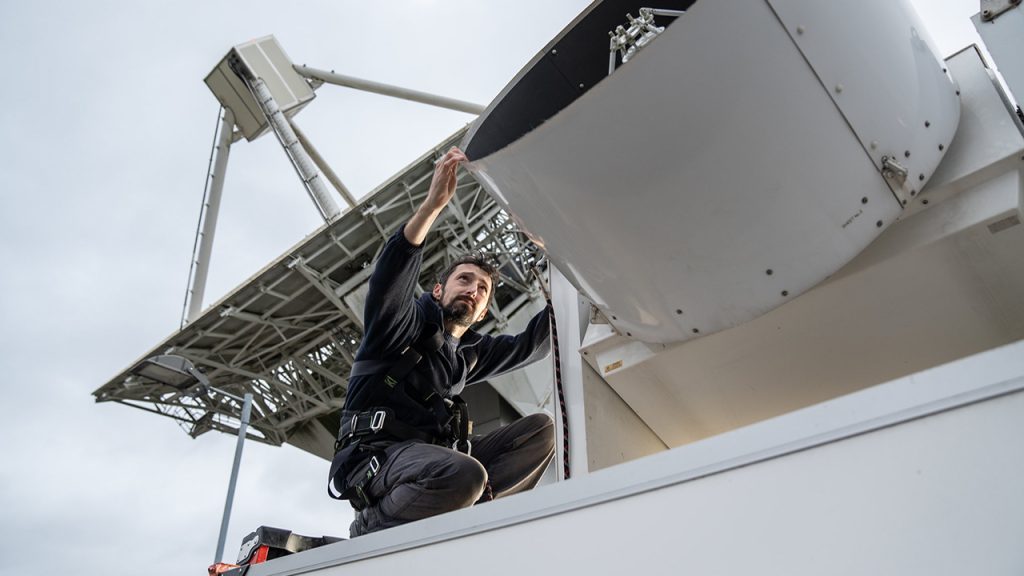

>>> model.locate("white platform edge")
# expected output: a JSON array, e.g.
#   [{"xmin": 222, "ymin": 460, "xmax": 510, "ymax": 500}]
[{"xmin": 251, "ymin": 338, "xmax": 1024, "ymax": 575}]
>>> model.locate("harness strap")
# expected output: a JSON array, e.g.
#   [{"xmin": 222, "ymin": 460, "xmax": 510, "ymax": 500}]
[
  {"xmin": 349, "ymin": 324, "xmax": 446, "ymax": 392},
  {"xmin": 446, "ymin": 395, "xmax": 472, "ymax": 455},
  {"xmin": 338, "ymin": 324, "xmax": 472, "ymax": 507},
  {"xmin": 335, "ymin": 407, "xmax": 435, "ymax": 452},
  {"xmin": 346, "ymin": 449, "xmax": 384, "ymax": 510},
  {"xmin": 348, "ymin": 359, "xmax": 390, "ymax": 379}
]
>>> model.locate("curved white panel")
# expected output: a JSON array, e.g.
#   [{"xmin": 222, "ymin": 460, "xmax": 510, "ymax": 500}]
[
  {"xmin": 766, "ymin": 0, "xmax": 960, "ymax": 204},
  {"xmin": 465, "ymin": 0, "xmax": 959, "ymax": 343}
]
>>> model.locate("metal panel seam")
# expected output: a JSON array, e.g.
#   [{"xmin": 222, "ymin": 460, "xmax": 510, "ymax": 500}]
[{"xmin": 760, "ymin": 0, "xmax": 899, "ymax": 206}]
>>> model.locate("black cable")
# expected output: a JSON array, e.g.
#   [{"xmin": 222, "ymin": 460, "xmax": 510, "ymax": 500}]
[{"xmin": 532, "ymin": 267, "xmax": 570, "ymax": 480}]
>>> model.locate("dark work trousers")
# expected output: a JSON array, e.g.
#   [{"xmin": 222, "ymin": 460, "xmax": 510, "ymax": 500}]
[{"xmin": 347, "ymin": 412, "xmax": 555, "ymax": 537}]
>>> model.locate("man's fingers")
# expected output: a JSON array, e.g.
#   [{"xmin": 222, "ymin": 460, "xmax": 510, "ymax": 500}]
[
  {"xmin": 442, "ymin": 156, "xmax": 462, "ymax": 176},
  {"xmin": 430, "ymin": 147, "xmax": 466, "ymax": 199},
  {"xmin": 435, "ymin": 147, "xmax": 467, "ymax": 171}
]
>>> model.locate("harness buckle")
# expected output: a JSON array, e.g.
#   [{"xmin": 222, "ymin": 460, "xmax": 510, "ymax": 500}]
[
  {"xmin": 369, "ymin": 410, "xmax": 387, "ymax": 433},
  {"xmin": 453, "ymin": 439, "xmax": 472, "ymax": 457},
  {"xmin": 368, "ymin": 454, "xmax": 381, "ymax": 475}
]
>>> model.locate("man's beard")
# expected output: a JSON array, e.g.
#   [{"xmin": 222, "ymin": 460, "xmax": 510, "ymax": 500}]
[{"xmin": 442, "ymin": 295, "xmax": 476, "ymax": 327}]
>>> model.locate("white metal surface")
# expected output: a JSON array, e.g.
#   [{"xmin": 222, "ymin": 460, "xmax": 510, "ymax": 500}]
[
  {"xmin": 186, "ymin": 108, "xmax": 235, "ymax": 323},
  {"xmin": 597, "ymin": 169, "xmax": 1024, "ymax": 447},
  {"xmin": 248, "ymin": 76, "xmax": 341, "ymax": 222},
  {"xmin": 906, "ymin": 45, "xmax": 1024, "ymax": 217},
  {"xmin": 767, "ymin": 0, "xmax": 959, "ymax": 206},
  {"xmin": 294, "ymin": 65, "xmax": 485, "ymax": 115},
  {"xmin": 579, "ymin": 47, "xmax": 1024, "ymax": 447},
  {"xmin": 289, "ymin": 118, "xmax": 358, "ymax": 209},
  {"xmin": 973, "ymin": 6, "xmax": 1024, "ymax": 107},
  {"xmin": 204, "ymin": 36, "xmax": 315, "ymax": 142},
  {"xmin": 550, "ymin": 266, "xmax": 589, "ymax": 478},
  {"xmin": 579, "ymin": 358, "xmax": 666, "ymax": 471},
  {"xmin": 247, "ymin": 340, "xmax": 1024, "ymax": 575},
  {"xmin": 466, "ymin": 0, "xmax": 958, "ymax": 344}
]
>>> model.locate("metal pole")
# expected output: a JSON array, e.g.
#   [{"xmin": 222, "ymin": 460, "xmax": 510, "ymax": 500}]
[
  {"xmin": 294, "ymin": 65, "xmax": 485, "ymax": 115},
  {"xmin": 289, "ymin": 118, "xmax": 358, "ymax": 209},
  {"xmin": 550, "ymin": 266, "xmax": 589, "ymax": 478},
  {"xmin": 214, "ymin": 391, "xmax": 253, "ymax": 564},
  {"xmin": 248, "ymin": 76, "xmax": 342, "ymax": 222},
  {"xmin": 187, "ymin": 108, "xmax": 235, "ymax": 323}
]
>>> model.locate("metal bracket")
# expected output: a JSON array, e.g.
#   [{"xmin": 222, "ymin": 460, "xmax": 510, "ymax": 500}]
[
  {"xmin": 881, "ymin": 156, "xmax": 908, "ymax": 185},
  {"xmin": 608, "ymin": 7, "xmax": 685, "ymax": 75},
  {"xmin": 881, "ymin": 156, "xmax": 912, "ymax": 206},
  {"xmin": 981, "ymin": 0, "xmax": 1021, "ymax": 22}
]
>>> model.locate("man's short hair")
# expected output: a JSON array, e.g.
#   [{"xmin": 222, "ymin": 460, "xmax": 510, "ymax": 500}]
[{"xmin": 438, "ymin": 254, "xmax": 500, "ymax": 302}]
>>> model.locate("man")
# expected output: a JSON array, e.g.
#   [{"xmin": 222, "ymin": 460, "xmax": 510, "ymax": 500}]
[{"xmin": 328, "ymin": 146, "xmax": 555, "ymax": 537}]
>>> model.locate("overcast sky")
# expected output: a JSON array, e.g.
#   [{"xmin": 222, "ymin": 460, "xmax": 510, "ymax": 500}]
[{"xmin": 0, "ymin": 1, "xmax": 987, "ymax": 574}]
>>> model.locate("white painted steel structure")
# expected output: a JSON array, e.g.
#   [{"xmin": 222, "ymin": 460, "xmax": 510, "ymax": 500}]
[
  {"xmin": 232, "ymin": 6, "xmax": 1022, "ymax": 573},
  {"xmin": 246, "ymin": 73, "xmax": 341, "ymax": 222},
  {"xmin": 466, "ymin": 0, "xmax": 959, "ymax": 344},
  {"xmin": 205, "ymin": 36, "xmax": 315, "ymax": 142},
  {"xmin": 95, "ymin": 130, "xmax": 552, "ymax": 460},
  {"xmin": 293, "ymin": 65, "xmax": 486, "ymax": 115},
  {"xmin": 246, "ymin": 340, "xmax": 1024, "ymax": 575},
  {"xmin": 973, "ymin": 4, "xmax": 1024, "ymax": 110},
  {"xmin": 185, "ymin": 107, "xmax": 236, "ymax": 324},
  {"xmin": 95, "ymin": 1, "xmax": 1024, "ymax": 573},
  {"xmin": 576, "ymin": 45, "xmax": 1024, "ymax": 451}
]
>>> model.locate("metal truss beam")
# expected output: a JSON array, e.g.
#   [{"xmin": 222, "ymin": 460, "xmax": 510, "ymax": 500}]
[{"xmin": 94, "ymin": 128, "xmax": 548, "ymax": 460}]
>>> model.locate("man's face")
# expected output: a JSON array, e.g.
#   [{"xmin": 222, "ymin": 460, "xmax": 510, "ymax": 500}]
[{"xmin": 433, "ymin": 263, "xmax": 492, "ymax": 327}]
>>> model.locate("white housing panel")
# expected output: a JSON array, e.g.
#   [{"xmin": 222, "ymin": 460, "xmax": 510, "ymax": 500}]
[
  {"xmin": 973, "ymin": 6, "xmax": 1024, "ymax": 107},
  {"xmin": 465, "ymin": 0, "xmax": 959, "ymax": 343},
  {"xmin": 248, "ymin": 342, "xmax": 1024, "ymax": 576},
  {"xmin": 205, "ymin": 35, "xmax": 315, "ymax": 142}
]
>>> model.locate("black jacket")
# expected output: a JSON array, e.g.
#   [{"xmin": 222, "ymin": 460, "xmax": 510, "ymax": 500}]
[{"xmin": 329, "ymin": 226, "xmax": 550, "ymax": 493}]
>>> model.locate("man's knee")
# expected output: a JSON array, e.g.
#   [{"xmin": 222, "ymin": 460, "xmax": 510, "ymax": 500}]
[
  {"xmin": 435, "ymin": 451, "xmax": 488, "ymax": 505},
  {"xmin": 454, "ymin": 454, "xmax": 488, "ymax": 492},
  {"xmin": 521, "ymin": 413, "xmax": 555, "ymax": 452}
]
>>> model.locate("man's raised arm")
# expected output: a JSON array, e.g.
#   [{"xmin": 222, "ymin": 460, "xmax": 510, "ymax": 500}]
[{"xmin": 404, "ymin": 147, "xmax": 468, "ymax": 246}]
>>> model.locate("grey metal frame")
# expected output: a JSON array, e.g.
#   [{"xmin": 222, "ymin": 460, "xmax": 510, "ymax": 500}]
[{"xmin": 93, "ymin": 128, "xmax": 547, "ymax": 460}]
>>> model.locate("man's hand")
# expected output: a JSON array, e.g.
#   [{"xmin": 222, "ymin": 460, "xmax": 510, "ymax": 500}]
[
  {"xmin": 424, "ymin": 147, "xmax": 468, "ymax": 212},
  {"xmin": 405, "ymin": 147, "xmax": 469, "ymax": 245}
]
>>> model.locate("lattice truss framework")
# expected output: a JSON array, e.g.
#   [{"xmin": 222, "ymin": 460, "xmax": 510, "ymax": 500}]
[{"xmin": 93, "ymin": 129, "xmax": 547, "ymax": 459}]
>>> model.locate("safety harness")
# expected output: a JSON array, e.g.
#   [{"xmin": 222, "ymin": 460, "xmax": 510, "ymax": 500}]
[{"xmin": 333, "ymin": 325, "xmax": 477, "ymax": 509}]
